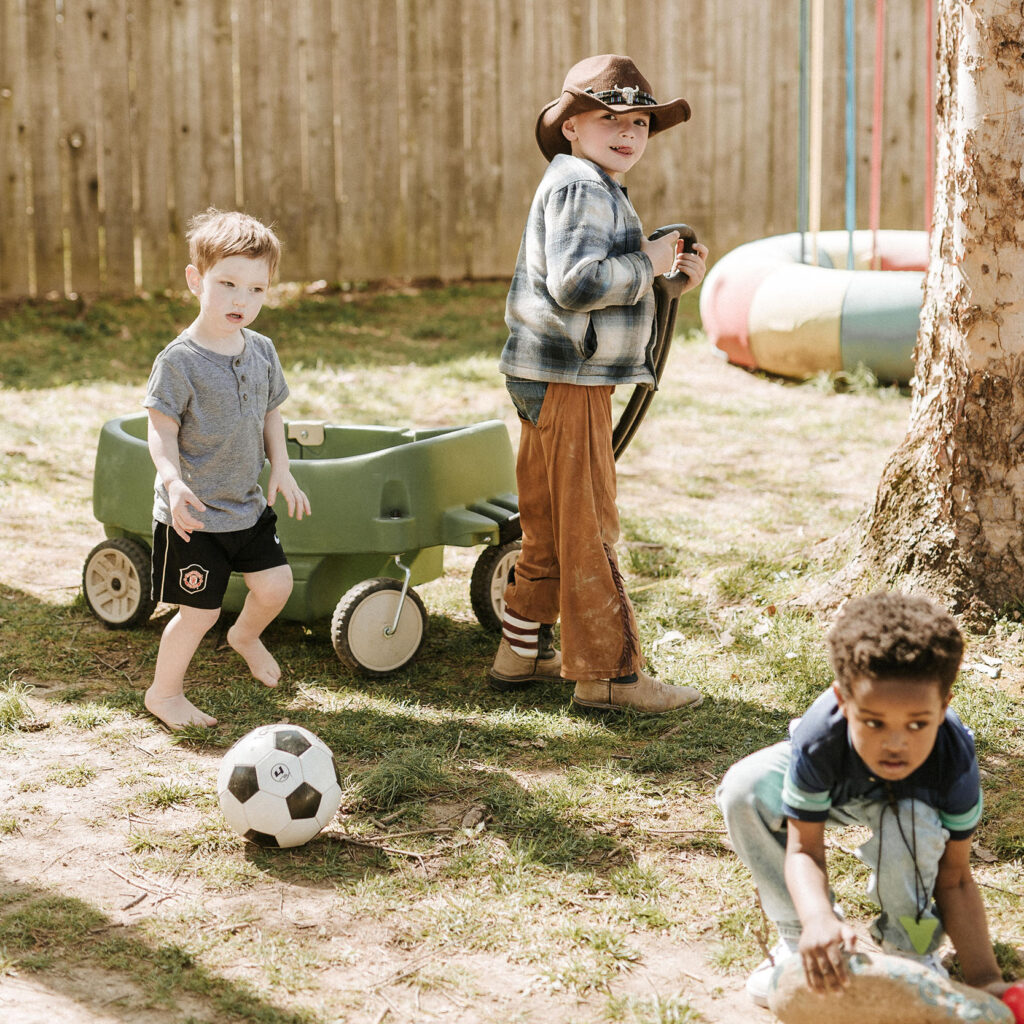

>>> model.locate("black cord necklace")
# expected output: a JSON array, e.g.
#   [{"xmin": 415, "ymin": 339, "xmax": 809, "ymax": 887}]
[{"xmin": 876, "ymin": 782, "xmax": 939, "ymax": 954}]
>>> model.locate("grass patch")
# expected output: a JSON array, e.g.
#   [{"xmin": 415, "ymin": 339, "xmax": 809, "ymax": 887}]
[
  {"xmin": 1, "ymin": 282, "xmax": 1022, "ymax": 1020},
  {"xmin": 45, "ymin": 764, "xmax": 97, "ymax": 787},
  {"xmin": 348, "ymin": 745, "xmax": 460, "ymax": 811},
  {"xmin": 134, "ymin": 780, "xmax": 211, "ymax": 812},
  {"xmin": 62, "ymin": 702, "xmax": 117, "ymax": 729},
  {"xmin": 0, "ymin": 681, "xmax": 34, "ymax": 731},
  {"xmin": 605, "ymin": 992, "xmax": 704, "ymax": 1023}
]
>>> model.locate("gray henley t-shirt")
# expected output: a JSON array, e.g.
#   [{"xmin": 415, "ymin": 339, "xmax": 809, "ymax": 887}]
[{"xmin": 143, "ymin": 328, "xmax": 289, "ymax": 533}]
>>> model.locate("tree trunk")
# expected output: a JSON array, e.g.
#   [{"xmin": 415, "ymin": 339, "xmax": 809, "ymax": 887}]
[{"xmin": 838, "ymin": 0, "xmax": 1024, "ymax": 621}]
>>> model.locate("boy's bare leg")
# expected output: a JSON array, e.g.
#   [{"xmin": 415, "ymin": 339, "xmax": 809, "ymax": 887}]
[
  {"xmin": 227, "ymin": 565, "xmax": 293, "ymax": 687},
  {"xmin": 145, "ymin": 605, "xmax": 222, "ymax": 729}
]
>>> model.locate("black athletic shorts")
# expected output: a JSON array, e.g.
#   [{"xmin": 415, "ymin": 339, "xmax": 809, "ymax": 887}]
[{"xmin": 151, "ymin": 505, "xmax": 288, "ymax": 610}]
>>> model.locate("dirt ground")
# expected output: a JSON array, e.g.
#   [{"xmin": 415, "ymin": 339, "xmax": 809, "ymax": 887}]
[
  {"xmin": 0, "ymin": 337, "xmax": 916, "ymax": 1024},
  {"xmin": 0, "ymin": 695, "xmax": 777, "ymax": 1024}
]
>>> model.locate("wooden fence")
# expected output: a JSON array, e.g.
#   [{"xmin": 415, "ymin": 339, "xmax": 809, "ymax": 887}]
[{"xmin": 0, "ymin": 0, "xmax": 933, "ymax": 298}]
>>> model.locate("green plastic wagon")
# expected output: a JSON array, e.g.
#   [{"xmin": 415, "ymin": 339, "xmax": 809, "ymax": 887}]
[
  {"xmin": 82, "ymin": 412, "xmax": 522, "ymax": 674},
  {"xmin": 82, "ymin": 223, "xmax": 694, "ymax": 675}
]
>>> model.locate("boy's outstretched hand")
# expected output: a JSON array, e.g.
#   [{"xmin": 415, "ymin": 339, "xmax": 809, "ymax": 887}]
[
  {"xmin": 167, "ymin": 479, "xmax": 207, "ymax": 541},
  {"xmin": 268, "ymin": 468, "xmax": 311, "ymax": 520},
  {"xmin": 798, "ymin": 913, "xmax": 859, "ymax": 994},
  {"xmin": 673, "ymin": 240, "xmax": 709, "ymax": 293}
]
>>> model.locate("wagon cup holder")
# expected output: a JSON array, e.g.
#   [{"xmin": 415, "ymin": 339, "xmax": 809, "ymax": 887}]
[{"xmin": 287, "ymin": 421, "xmax": 326, "ymax": 447}]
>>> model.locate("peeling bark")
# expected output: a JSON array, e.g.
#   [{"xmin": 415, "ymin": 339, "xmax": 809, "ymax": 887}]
[{"xmin": 835, "ymin": 0, "xmax": 1024, "ymax": 621}]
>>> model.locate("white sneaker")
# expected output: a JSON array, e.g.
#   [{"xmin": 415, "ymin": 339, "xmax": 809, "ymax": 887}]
[
  {"xmin": 881, "ymin": 941, "xmax": 949, "ymax": 979},
  {"xmin": 746, "ymin": 938, "xmax": 800, "ymax": 1008}
]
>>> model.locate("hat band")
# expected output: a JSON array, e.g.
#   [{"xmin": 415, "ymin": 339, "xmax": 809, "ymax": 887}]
[{"xmin": 585, "ymin": 86, "xmax": 657, "ymax": 107}]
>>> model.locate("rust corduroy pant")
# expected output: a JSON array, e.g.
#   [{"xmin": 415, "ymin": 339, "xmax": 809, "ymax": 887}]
[{"xmin": 502, "ymin": 382, "xmax": 640, "ymax": 681}]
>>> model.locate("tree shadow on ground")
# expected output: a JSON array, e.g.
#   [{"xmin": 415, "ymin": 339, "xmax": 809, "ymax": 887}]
[{"xmin": 0, "ymin": 877, "xmax": 318, "ymax": 1023}]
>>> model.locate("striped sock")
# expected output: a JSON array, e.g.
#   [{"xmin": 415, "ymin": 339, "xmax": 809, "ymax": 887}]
[{"xmin": 503, "ymin": 609, "xmax": 541, "ymax": 658}]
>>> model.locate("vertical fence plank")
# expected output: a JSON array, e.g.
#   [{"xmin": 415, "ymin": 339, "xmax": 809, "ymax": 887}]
[
  {"xmin": 492, "ymin": 0, "xmax": 533, "ymax": 275},
  {"xmin": 25, "ymin": 0, "xmax": 64, "ymax": 295},
  {"xmin": 200, "ymin": 0, "xmax": 237, "ymax": 212},
  {"xmin": 95, "ymin": 0, "xmax": 135, "ymax": 292},
  {"xmin": 434, "ymin": 0, "xmax": 465, "ymax": 279},
  {"xmin": 59, "ymin": 1, "xmax": 101, "ymax": 294},
  {"xmin": 884, "ymin": 0, "xmax": 925, "ymax": 230},
  {"xmin": 401, "ymin": 1, "xmax": 438, "ymax": 277},
  {"xmin": 338, "ymin": 0, "xmax": 402, "ymax": 281},
  {"xmin": 271, "ymin": 2, "xmax": 307, "ymax": 277},
  {"xmin": 237, "ymin": 0, "xmax": 273, "ymax": 224},
  {"xmin": 678, "ymin": 0, "xmax": 716, "ymax": 244},
  {"xmin": 709, "ymin": 0, "xmax": 744, "ymax": 254},
  {"xmin": 855, "ymin": 0, "xmax": 874, "ymax": 232},
  {"xmin": 0, "ymin": 0, "xmax": 32, "ymax": 297},
  {"xmin": 334, "ymin": 0, "xmax": 371, "ymax": 280},
  {"xmin": 168, "ymin": 0, "xmax": 202, "ymax": 273},
  {"xmin": 460, "ymin": 1, "xmax": 497, "ymax": 278},
  {"xmin": 635, "ymin": 0, "xmax": 711, "ymax": 240},
  {"xmin": 767, "ymin": 0, "xmax": 799, "ymax": 239},
  {"xmin": 495, "ymin": 0, "xmax": 543, "ymax": 271},
  {"xmin": 821, "ymin": 4, "xmax": 849, "ymax": 232},
  {"xmin": 741, "ymin": 2, "xmax": 778, "ymax": 243},
  {"xmin": 130, "ymin": 0, "xmax": 173, "ymax": 291},
  {"xmin": 623, "ymin": 4, "xmax": 683, "ymax": 227},
  {"xmin": 908, "ymin": 0, "xmax": 929, "ymax": 230},
  {"xmin": 590, "ymin": 0, "xmax": 626, "ymax": 53},
  {"xmin": 302, "ymin": 0, "xmax": 340, "ymax": 282}
]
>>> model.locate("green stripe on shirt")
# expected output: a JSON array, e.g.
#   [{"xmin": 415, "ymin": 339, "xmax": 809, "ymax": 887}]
[{"xmin": 782, "ymin": 776, "xmax": 832, "ymax": 815}]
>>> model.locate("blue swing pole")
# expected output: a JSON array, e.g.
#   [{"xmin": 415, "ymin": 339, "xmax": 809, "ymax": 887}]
[{"xmin": 845, "ymin": 0, "xmax": 856, "ymax": 268}]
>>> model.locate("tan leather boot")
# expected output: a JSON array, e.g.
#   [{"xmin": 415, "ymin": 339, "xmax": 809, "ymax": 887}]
[
  {"xmin": 572, "ymin": 669, "xmax": 703, "ymax": 714},
  {"xmin": 489, "ymin": 637, "xmax": 563, "ymax": 692}
]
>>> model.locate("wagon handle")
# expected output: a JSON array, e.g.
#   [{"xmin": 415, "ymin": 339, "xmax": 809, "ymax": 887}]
[{"xmin": 612, "ymin": 223, "xmax": 698, "ymax": 460}]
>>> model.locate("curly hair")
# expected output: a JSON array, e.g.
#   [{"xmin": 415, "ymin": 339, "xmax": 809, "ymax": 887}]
[
  {"xmin": 186, "ymin": 208, "xmax": 281, "ymax": 279},
  {"xmin": 827, "ymin": 591, "xmax": 964, "ymax": 698}
]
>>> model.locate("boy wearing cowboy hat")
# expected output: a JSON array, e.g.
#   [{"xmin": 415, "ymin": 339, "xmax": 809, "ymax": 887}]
[{"xmin": 491, "ymin": 54, "xmax": 709, "ymax": 713}]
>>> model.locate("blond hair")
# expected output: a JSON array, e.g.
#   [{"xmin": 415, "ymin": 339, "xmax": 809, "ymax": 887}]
[{"xmin": 186, "ymin": 208, "xmax": 281, "ymax": 278}]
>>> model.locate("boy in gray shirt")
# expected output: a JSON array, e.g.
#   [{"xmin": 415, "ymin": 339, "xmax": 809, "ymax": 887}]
[{"xmin": 143, "ymin": 209, "xmax": 310, "ymax": 730}]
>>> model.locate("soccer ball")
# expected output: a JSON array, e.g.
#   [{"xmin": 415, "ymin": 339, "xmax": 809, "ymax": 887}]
[{"xmin": 217, "ymin": 723, "xmax": 342, "ymax": 848}]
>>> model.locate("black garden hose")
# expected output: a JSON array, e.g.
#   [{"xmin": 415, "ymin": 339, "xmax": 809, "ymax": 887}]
[{"xmin": 611, "ymin": 223, "xmax": 698, "ymax": 461}]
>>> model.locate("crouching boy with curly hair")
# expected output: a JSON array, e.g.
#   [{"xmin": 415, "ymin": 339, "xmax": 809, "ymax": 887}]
[{"xmin": 716, "ymin": 591, "xmax": 1010, "ymax": 1006}]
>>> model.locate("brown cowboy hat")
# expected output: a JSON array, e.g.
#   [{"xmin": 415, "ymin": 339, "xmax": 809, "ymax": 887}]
[{"xmin": 535, "ymin": 54, "xmax": 691, "ymax": 162}]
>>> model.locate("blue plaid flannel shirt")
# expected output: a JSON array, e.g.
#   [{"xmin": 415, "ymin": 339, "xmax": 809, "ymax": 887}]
[{"xmin": 499, "ymin": 154, "xmax": 658, "ymax": 387}]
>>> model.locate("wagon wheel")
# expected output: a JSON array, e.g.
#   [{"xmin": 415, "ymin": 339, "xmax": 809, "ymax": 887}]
[
  {"xmin": 82, "ymin": 537, "xmax": 156, "ymax": 628},
  {"xmin": 331, "ymin": 578, "xmax": 426, "ymax": 676},
  {"xmin": 470, "ymin": 540, "xmax": 521, "ymax": 634}
]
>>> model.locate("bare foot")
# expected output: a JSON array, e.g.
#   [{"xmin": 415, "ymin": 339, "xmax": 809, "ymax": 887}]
[
  {"xmin": 227, "ymin": 626, "xmax": 281, "ymax": 687},
  {"xmin": 144, "ymin": 688, "xmax": 218, "ymax": 730}
]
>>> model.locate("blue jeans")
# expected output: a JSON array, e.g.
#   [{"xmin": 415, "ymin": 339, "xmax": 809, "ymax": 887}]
[
  {"xmin": 505, "ymin": 377, "xmax": 548, "ymax": 426},
  {"xmin": 715, "ymin": 741, "xmax": 949, "ymax": 953}
]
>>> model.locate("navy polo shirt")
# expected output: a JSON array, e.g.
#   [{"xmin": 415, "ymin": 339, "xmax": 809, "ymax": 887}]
[{"xmin": 781, "ymin": 688, "xmax": 982, "ymax": 841}]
